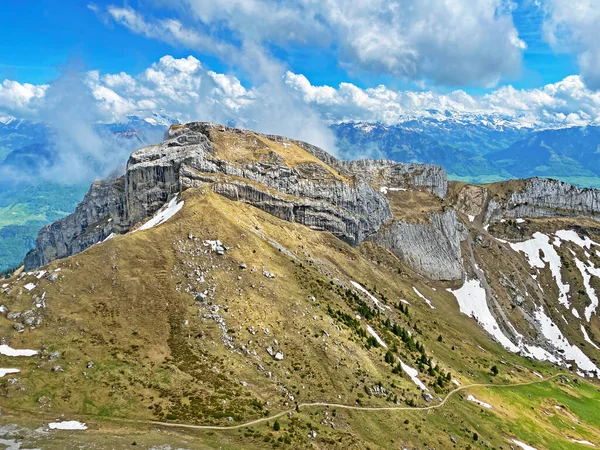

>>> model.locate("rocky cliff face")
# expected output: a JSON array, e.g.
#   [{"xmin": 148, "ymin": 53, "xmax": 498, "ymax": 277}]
[
  {"xmin": 368, "ymin": 210, "xmax": 465, "ymax": 280},
  {"xmin": 24, "ymin": 176, "xmax": 126, "ymax": 269},
  {"xmin": 340, "ymin": 159, "xmax": 448, "ymax": 198},
  {"xmin": 28, "ymin": 123, "xmax": 415, "ymax": 269},
  {"xmin": 483, "ymin": 177, "xmax": 600, "ymax": 224}
]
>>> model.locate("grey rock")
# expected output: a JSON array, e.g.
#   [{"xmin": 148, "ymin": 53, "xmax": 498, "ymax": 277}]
[
  {"xmin": 25, "ymin": 174, "xmax": 126, "ymax": 269},
  {"xmin": 6, "ymin": 311, "xmax": 21, "ymax": 321},
  {"xmin": 341, "ymin": 159, "xmax": 448, "ymax": 199},
  {"xmin": 368, "ymin": 210, "xmax": 465, "ymax": 281},
  {"xmin": 422, "ymin": 392, "xmax": 434, "ymax": 402},
  {"xmin": 484, "ymin": 177, "xmax": 600, "ymax": 224},
  {"xmin": 23, "ymin": 122, "xmax": 456, "ymax": 280}
]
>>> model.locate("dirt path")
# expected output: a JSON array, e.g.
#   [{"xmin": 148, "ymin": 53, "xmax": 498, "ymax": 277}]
[{"xmin": 141, "ymin": 373, "xmax": 563, "ymax": 431}]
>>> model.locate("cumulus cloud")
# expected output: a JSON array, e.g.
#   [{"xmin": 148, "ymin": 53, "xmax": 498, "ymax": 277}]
[
  {"xmin": 175, "ymin": 0, "xmax": 526, "ymax": 87},
  {"xmin": 542, "ymin": 0, "xmax": 600, "ymax": 90},
  {"xmin": 0, "ymin": 80, "xmax": 47, "ymax": 117},
  {"xmin": 3, "ymin": 55, "xmax": 600, "ymax": 150},
  {"xmin": 284, "ymin": 71, "xmax": 600, "ymax": 127}
]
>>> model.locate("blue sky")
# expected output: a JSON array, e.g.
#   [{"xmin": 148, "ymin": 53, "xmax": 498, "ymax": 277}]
[{"xmin": 0, "ymin": 0, "xmax": 581, "ymax": 92}]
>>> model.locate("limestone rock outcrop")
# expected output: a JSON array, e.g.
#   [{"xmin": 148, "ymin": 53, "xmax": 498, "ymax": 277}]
[
  {"xmin": 483, "ymin": 177, "xmax": 600, "ymax": 224},
  {"xmin": 341, "ymin": 159, "xmax": 448, "ymax": 199},
  {"xmin": 368, "ymin": 210, "xmax": 465, "ymax": 281},
  {"xmin": 26, "ymin": 123, "xmax": 399, "ymax": 269}
]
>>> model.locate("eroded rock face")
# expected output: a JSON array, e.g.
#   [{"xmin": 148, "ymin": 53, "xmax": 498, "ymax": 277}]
[
  {"xmin": 484, "ymin": 178, "xmax": 600, "ymax": 223},
  {"xmin": 368, "ymin": 210, "xmax": 465, "ymax": 281},
  {"xmin": 454, "ymin": 184, "xmax": 488, "ymax": 219},
  {"xmin": 25, "ymin": 123, "xmax": 399, "ymax": 268},
  {"xmin": 24, "ymin": 176, "xmax": 126, "ymax": 269},
  {"xmin": 340, "ymin": 159, "xmax": 448, "ymax": 199}
]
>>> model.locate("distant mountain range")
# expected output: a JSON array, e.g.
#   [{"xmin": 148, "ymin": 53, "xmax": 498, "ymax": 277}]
[
  {"xmin": 2, "ymin": 114, "xmax": 600, "ymax": 271},
  {"xmin": 331, "ymin": 120, "xmax": 600, "ymax": 186}
]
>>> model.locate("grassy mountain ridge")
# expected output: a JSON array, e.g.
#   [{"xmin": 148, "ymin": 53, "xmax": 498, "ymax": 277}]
[{"xmin": 1, "ymin": 185, "xmax": 600, "ymax": 448}]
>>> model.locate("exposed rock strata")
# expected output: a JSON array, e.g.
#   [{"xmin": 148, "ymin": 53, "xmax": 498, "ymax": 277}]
[
  {"xmin": 368, "ymin": 210, "xmax": 465, "ymax": 281},
  {"xmin": 484, "ymin": 177, "xmax": 600, "ymax": 223}
]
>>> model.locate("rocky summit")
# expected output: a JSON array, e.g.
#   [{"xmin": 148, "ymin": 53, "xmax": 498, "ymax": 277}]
[{"xmin": 3, "ymin": 123, "xmax": 600, "ymax": 449}]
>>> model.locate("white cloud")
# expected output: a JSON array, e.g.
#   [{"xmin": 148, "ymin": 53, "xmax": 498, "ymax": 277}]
[
  {"xmin": 175, "ymin": 0, "xmax": 525, "ymax": 87},
  {"xmin": 104, "ymin": 6, "xmax": 241, "ymax": 65},
  {"xmin": 285, "ymin": 71, "xmax": 600, "ymax": 127},
  {"xmin": 3, "ymin": 55, "xmax": 600, "ymax": 142},
  {"xmin": 542, "ymin": 0, "xmax": 600, "ymax": 90},
  {"xmin": 0, "ymin": 80, "xmax": 47, "ymax": 116}
]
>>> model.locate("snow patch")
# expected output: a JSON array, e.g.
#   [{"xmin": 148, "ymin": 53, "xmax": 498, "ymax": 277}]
[
  {"xmin": 379, "ymin": 186, "xmax": 407, "ymax": 194},
  {"xmin": 466, "ymin": 394, "xmax": 492, "ymax": 409},
  {"xmin": 0, "ymin": 345, "xmax": 38, "ymax": 357},
  {"xmin": 350, "ymin": 281, "xmax": 390, "ymax": 311},
  {"xmin": 48, "ymin": 421, "xmax": 87, "ymax": 430},
  {"xmin": 573, "ymin": 258, "xmax": 600, "ymax": 321},
  {"xmin": 0, "ymin": 368, "xmax": 20, "ymax": 377},
  {"xmin": 102, "ymin": 232, "xmax": 116, "ymax": 242},
  {"xmin": 535, "ymin": 306, "xmax": 599, "ymax": 376},
  {"xmin": 571, "ymin": 439, "xmax": 595, "ymax": 446},
  {"xmin": 398, "ymin": 358, "xmax": 429, "ymax": 391},
  {"xmin": 136, "ymin": 196, "xmax": 184, "ymax": 231},
  {"xmin": 412, "ymin": 287, "xmax": 435, "ymax": 309},
  {"xmin": 447, "ymin": 279, "xmax": 519, "ymax": 352},
  {"xmin": 555, "ymin": 230, "xmax": 600, "ymax": 249},
  {"xmin": 512, "ymin": 439, "xmax": 538, "ymax": 450},
  {"xmin": 510, "ymin": 232, "xmax": 570, "ymax": 307},
  {"xmin": 581, "ymin": 325, "xmax": 600, "ymax": 350},
  {"xmin": 366, "ymin": 325, "xmax": 387, "ymax": 348}
]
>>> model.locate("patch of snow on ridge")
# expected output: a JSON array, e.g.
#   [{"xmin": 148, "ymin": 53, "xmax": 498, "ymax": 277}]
[
  {"xmin": 0, "ymin": 345, "xmax": 38, "ymax": 357},
  {"xmin": 350, "ymin": 281, "xmax": 390, "ymax": 310},
  {"xmin": 581, "ymin": 325, "xmax": 600, "ymax": 350},
  {"xmin": 555, "ymin": 230, "xmax": 600, "ymax": 249},
  {"xmin": 366, "ymin": 325, "xmax": 387, "ymax": 348},
  {"xmin": 398, "ymin": 358, "xmax": 429, "ymax": 391},
  {"xmin": 510, "ymin": 232, "xmax": 570, "ymax": 307},
  {"xmin": 102, "ymin": 233, "xmax": 116, "ymax": 242},
  {"xmin": 466, "ymin": 394, "xmax": 492, "ymax": 409},
  {"xmin": 379, "ymin": 186, "xmax": 407, "ymax": 194},
  {"xmin": 137, "ymin": 195, "xmax": 184, "ymax": 231},
  {"xmin": 48, "ymin": 421, "xmax": 87, "ymax": 430},
  {"xmin": 0, "ymin": 368, "xmax": 20, "ymax": 377},
  {"xmin": 412, "ymin": 287, "xmax": 435, "ymax": 309},
  {"xmin": 447, "ymin": 279, "xmax": 519, "ymax": 352},
  {"xmin": 512, "ymin": 439, "xmax": 538, "ymax": 450},
  {"xmin": 535, "ymin": 306, "xmax": 599, "ymax": 376},
  {"xmin": 571, "ymin": 439, "xmax": 595, "ymax": 446},
  {"xmin": 446, "ymin": 280, "xmax": 559, "ymax": 364},
  {"xmin": 573, "ymin": 258, "xmax": 600, "ymax": 321}
]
